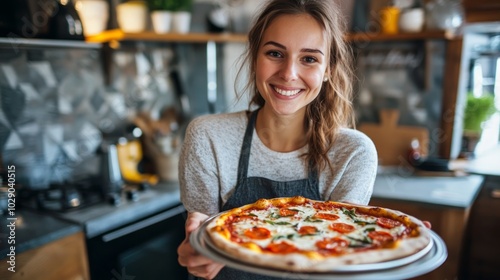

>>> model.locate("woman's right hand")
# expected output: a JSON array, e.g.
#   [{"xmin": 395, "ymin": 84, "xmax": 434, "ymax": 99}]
[{"xmin": 177, "ymin": 212, "xmax": 225, "ymax": 279}]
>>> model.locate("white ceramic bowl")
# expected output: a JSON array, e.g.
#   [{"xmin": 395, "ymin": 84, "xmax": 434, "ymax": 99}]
[
  {"xmin": 399, "ymin": 8, "xmax": 425, "ymax": 33},
  {"xmin": 116, "ymin": 1, "xmax": 148, "ymax": 33},
  {"xmin": 75, "ymin": 0, "xmax": 109, "ymax": 36}
]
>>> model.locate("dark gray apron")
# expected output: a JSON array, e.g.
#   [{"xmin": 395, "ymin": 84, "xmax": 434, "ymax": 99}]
[{"xmin": 213, "ymin": 109, "xmax": 321, "ymax": 280}]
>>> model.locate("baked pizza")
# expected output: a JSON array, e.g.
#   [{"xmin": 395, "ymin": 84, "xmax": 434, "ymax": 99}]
[{"xmin": 206, "ymin": 196, "xmax": 432, "ymax": 272}]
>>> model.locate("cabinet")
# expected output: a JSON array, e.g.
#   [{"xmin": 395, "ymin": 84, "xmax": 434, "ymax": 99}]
[
  {"xmin": 0, "ymin": 232, "xmax": 90, "ymax": 280},
  {"xmin": 464, "ymin": 0, "xmax": 500, "ymax": 23},
  {"xmin": 369, "ymin": 197, "xmax": 471, "ymax": 280},
  {"xmin": 460, "ymin": 175, "xmax": 500, "ymax": 279}
]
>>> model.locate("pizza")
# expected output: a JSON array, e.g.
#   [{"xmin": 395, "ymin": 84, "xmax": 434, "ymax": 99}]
[{"xmin": 205, "ymin": 196, "xmax": 432, "ymax": 272}]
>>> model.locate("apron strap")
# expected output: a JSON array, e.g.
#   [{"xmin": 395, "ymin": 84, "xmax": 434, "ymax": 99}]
[
  {"xmin": 308, "ymin": 161, "xmax": 319, "ymax": 187},
  {"xmin": 236, "ymin": 110, "xmax": 259, "ymax": 184}
]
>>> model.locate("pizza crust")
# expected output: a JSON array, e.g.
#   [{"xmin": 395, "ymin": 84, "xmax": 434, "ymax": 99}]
[{"xmin": 205, "ymin": 197, "xmax": 432, "ymax": 272}]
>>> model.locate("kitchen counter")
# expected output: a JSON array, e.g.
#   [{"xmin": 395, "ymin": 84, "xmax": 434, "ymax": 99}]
[
  {"xmin": 0, "ymin": 210, "xmax": 81, "ymax": 257},
  {"xmin": 461, "ymin": 144, "xmax": 500, "ymax": 177},
  {"xmin": 373, "ymin": 173, "xmax": 484, "ymax": 208},
  {"xmin": 0, "ymin": 180, "xmax": 183, "ymax": 260}
]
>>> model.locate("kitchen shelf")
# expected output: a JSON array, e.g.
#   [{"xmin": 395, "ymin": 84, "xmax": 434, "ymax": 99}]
[
  {"xmin": 0, "ymin": 37, "xmax": 101, "ymax": 49},
  {"xmin": 345, "ymin": 30, "xmax": 458, "ymax": 42},
  {"xmin": 85, "ymin": 29, "xmax": 458, "ymax": 45},
  {"xmin": 85, "ymin": 29, "xmax": 247, "ymax": 44}
]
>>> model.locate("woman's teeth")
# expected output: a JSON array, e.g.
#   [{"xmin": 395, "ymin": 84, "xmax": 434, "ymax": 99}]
[{"xmin": 274, "ymin": 87, "xmax": 301, "ymax": 96}]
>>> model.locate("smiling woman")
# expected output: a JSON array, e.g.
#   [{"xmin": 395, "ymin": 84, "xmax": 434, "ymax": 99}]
[
  {"xmin": 176, "ymin": 0, "xmax": 378, "ymax": 279},
  {"xmin": 255, "ymin": 13, "xmax": 328, "ymax": 119}
]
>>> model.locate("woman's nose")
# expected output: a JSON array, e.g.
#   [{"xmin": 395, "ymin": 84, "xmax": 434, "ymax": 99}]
[{"xmin": 279, "ymin": 59, "xmax": 298, "ymax": 81}]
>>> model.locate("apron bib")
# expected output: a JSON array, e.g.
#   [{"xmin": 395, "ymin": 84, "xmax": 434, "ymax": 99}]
[{"xmin": 214, "ymin": 110, "xmax": 321, "ymax": 280}]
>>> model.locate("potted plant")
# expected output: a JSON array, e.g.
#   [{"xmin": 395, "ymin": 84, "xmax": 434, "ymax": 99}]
[
  {"xmin": 147, "ymin": 0, "xmax": 176, "ymax": 33},
  {"xmin": 147, "ymin": 0, "xmax": 192, "ymax": 33},
  {"xmin": 460, "ymin": 93, "xmax": 497, "ymax": 158},
  {"xmin": 170, "ymin": 0, "xmax": 192, "ymax": 33}
]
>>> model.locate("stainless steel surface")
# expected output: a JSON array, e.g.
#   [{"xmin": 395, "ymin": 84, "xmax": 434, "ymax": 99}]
[{"xmin": 190, "ymin": 216, "xmax": 447, "ymax": 280}]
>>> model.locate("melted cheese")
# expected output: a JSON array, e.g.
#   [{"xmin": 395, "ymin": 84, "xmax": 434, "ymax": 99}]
[{"xmin": 229, "ymin": 204, "xmax": 408, "ymax": 253}]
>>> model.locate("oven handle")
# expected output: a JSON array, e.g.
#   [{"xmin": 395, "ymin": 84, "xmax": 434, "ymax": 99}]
[{"xmin": 102, "ymin": 204, "xmax": 186, "ymax": 242}]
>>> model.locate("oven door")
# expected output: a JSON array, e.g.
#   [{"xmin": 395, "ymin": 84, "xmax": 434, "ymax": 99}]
[{"xmin": 86, "ymin": 204, "xmax": 188, "ymax": 280}]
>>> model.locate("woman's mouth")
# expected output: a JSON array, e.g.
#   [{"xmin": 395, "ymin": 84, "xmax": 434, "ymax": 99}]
[{"xmin": 273, "ymin": 86, "xmax": 301, "ymax": 97}]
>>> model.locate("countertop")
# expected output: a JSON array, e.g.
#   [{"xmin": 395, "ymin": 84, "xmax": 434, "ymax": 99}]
[
  {"xmin": 0, "ymin": 210, "xmax": 81, "ymax": 257},
  {"xmin": 372, "ymin": 173, "xmax": 484, "ymax": 208},
  {"xmin": 0, "ymin": 181, "xmax": 183, "ymax": 259},
  {"xmin": 460, "ymin": 144, "xmax": 500, "ymax": 177}
]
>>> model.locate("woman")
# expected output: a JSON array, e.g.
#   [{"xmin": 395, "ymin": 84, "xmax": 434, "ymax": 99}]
[{"xmin": 177, "ymin": 0, "xmax": 378, "ymax": 279}]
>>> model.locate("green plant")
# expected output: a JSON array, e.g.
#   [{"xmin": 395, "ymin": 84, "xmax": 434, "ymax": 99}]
[
  {"xmin": 175, "ymin": 0, "xmax": 192, "ymax": 12},
  {"xmin": 146, "ymin": 0, "xmax": 191, "ymax": 11},
  {"xmin": 463, "ymin": 93, "xmax": 497, "ymax": 133}
]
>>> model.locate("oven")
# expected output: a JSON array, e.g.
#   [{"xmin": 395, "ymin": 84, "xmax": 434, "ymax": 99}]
[
  {"xmin": 86, "ymin": 203, "xmax": 188, "ymax": 280},
  {"xmin": 18, "ymin": 179, "xmax": 189, "ymax": 280}
]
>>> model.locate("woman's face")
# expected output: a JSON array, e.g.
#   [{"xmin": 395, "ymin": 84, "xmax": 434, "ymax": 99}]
[{"xmin": 255, "ymin": 13, "xmax": 328, "ymax": 117}]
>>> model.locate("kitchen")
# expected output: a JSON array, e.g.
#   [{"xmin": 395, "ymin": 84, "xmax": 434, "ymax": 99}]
[{"xmin": 0, "ymin": 0, "xmax": 499, "ymax": 279}]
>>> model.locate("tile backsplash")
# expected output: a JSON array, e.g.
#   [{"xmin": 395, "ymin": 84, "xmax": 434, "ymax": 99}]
[{"xmin": 0, "ymin": 44, "xmax": 191, "ymax": 189}]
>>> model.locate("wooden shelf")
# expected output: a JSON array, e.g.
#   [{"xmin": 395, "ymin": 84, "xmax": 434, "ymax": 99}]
[
  {"xmin": 0, "ymin": 37, "xmax": 101, "ymax": 49},
  {"xmin": 85, "ymin": 29, "xmax": 459, "ymax": 45},
  {"xmin": 85, "ymin": 29, "xmax": 247, "ymax": 44},
  {"xmin": 345, "ymin": 30, "xmax": 458, "ymax": 42}
]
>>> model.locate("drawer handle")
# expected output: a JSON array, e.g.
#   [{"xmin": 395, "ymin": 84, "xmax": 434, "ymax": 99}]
[{"xmin": 491, "ymin": 190, "xmax": 500, "ymax": 199}]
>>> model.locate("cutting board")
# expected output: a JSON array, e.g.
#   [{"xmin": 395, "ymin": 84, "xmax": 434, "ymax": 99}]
[{"xmin": 358, "ymin": 110, "xmax": 429, "ymax": 166}]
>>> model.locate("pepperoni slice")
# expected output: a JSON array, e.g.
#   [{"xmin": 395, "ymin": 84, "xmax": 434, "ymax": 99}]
[
  {"xmin": 313, "ymin": 201, "xmax": 337, "ymax": 211},
  {"xmin": 232, "ymin": 214, "xmax": 258, "ymax": 223},
  {"xmin": 376, "ymin": 217, "xmax": 401, "ymax": 229},
  {"xmin": 266, "ymin": 242, "xmax": 298, "ymax": 254},
  {"xmin": 329, "ymin": 222, "xmax": 356, "ymax": 233},
  {"xmin": 279, "ymin": 208, "xmax": 298, "ymax": 217},
  {"xmin": 298, "ymin": 226, "xmax": 318, "ymax": 235},
  {"xmin": 368, "ymin": 231, "xmax": 394, "ymax": 244},
  {"xmin": 314, "ymin": 213, "xmax": 339, "ymax": 221},
  {"xmin": 316, "ymin": 237, "xmax": 349, "ymax": 251},
  {"xmin": 243, "ymin": 227, "xmax": 271, "ymax": 240}
]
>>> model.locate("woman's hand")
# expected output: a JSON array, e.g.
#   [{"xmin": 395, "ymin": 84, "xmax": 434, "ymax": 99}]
[{"xmin": 177, "ymin": 212, "xmax": 224, "ymax": 279}]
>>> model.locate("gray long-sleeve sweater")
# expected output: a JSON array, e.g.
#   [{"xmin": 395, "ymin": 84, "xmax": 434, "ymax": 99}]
[{"xmin": 179, "ymin": 111, "xmax": 378, "ymax": 215}]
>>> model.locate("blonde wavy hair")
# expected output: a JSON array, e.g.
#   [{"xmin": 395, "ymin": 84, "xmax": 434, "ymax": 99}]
[{"xmin": 235, "ymin": 0, "xmax": 355, "ymax": 172}]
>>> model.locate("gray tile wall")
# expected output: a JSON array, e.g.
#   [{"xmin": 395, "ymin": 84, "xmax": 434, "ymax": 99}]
[{"xmin": 0, "ymin": 43, "xmax": 223, "ymax": 189}]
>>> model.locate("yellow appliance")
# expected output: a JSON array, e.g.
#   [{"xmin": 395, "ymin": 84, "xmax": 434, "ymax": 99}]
[{"xmin": 116, "ymin": 139, "xmax": 158, "ymax": 186}]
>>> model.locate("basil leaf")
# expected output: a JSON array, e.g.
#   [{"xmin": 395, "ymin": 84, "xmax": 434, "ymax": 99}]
[
  {"xmin": 265, "ymin": 220, "xmax": 291, "ymax": 226},
  {"xmin": 346, "ymin": 236, "xmax": 372, "ymax": 244},
  {"xmin": 304, "ymin": 215, "xmax": 323, "ymax": 223}
]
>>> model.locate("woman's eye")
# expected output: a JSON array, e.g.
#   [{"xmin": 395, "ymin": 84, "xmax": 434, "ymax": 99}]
[
  {"xmin": 266, "ymin": 51, "xmax": 283, "ymax": 58},
  {"xmin": 303, "ymin": 56, "xmax": 318, "ymax": 63}
]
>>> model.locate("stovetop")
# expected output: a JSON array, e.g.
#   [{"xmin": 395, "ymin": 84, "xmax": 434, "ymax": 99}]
[
  {"xmin": 18, "ymin": 177, "xmax": 153, "ymax": 213},
  {"xmin": 19, "ymin": 180, "xmax": 183, "ymax": 238}
]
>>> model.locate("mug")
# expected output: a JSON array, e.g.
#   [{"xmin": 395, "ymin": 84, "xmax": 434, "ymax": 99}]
[
  {"xmin": 399, "ymin": 8, "xmax": 425, "ymax": 33},
  {"xmin": 380, "ymin": 6, "xmax": 400, "ymax": 34}
]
